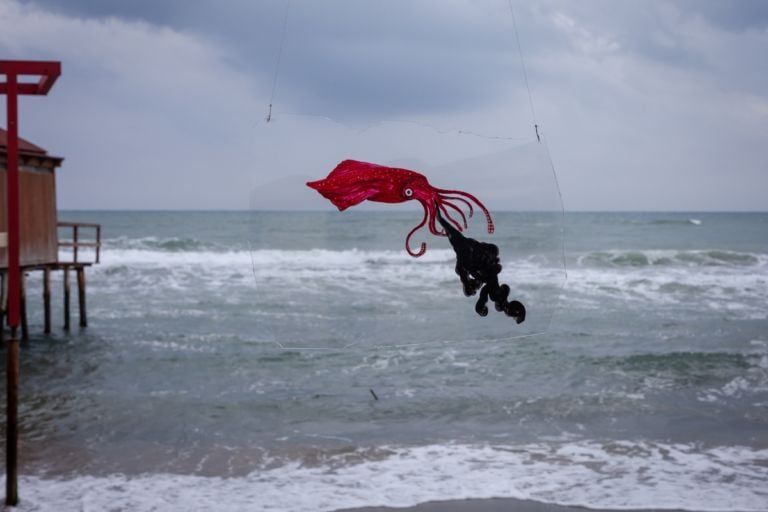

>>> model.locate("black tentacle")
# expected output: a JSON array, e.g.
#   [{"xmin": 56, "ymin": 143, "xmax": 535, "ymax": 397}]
[{"xmin": 435, "ymin": 203, "xmax": 525, "ymax": 323}]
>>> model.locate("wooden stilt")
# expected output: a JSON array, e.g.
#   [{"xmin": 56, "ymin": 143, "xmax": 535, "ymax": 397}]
[
  {"xmin": 1, "ymin": 272, "xmax": 7, "ymax": 322},
  {"xmin": 6, "ymin": 328, "xmax": 19, "ymax": 506},
  {"xmin": 19, "ymin": 272, "xmax": 28, "ymax": 342},
  {"xmin": 77, "ymin": 267, "xmax": 87, "ymax": 328},
  {"xmin": 43, "ymin": 268, "xmax": 51, "ymax": 334},
  {"xmin": 0, "ymin": 273, "xmax": 5, "ymax": 344},
  {"xmin": 63, "ymin": 267, "xmax": 71, "ymax": 330}
]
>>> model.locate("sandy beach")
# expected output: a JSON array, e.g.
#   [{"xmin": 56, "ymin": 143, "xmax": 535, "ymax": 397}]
[{"xmin": 336, "ymin": 497, "xmax": 691, "ymax": 512}]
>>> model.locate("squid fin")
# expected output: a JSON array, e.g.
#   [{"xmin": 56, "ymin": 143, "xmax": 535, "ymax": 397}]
[{"xmin": 306, "ymin": 181, "xmax": 379, "ymax": 211}]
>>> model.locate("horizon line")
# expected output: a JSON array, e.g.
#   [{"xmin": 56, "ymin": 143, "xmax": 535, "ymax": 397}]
[{"xmin": 57, "ymin": 208, "xmax": 768, "ymax": 214}]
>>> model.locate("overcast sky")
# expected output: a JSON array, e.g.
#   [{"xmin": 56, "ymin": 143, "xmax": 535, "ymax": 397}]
[{"xmin": 1, "ymin": 0, "xmax": 766, "ymax": 211}]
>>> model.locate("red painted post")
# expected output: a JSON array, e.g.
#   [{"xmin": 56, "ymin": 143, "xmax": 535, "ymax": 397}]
[
  {"xmin": 6, "ymin": 72, "xmax": 19, "ymax": 331},
  {"xmin": 1, "ymin": 60, "xmax": 61, "ymax": 508},
  {"xmin": 0, "ymin": 60, "xmax": 61, "ymax": 328}
]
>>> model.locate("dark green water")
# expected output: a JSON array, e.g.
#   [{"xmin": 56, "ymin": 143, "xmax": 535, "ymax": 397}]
[{"xmin": 1, "ymin": 211, "xmax": 766, "ymax": 511}]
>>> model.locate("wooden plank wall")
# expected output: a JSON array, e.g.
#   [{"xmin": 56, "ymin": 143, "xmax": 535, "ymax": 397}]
[{"xmin": 0, "ymin": 167, "xmax": 58, "ymax": 267}]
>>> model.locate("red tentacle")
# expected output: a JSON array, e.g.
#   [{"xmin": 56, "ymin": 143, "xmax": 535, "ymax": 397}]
[
  {"xmin": 438, "ymin": 203, "xmax": 464, "ymax": 232},
  {"xmin": 405, "ymin": 205, "xmax": 429, "ymax": 257},
  {"xmin": 440, "ymin": 199, "xmax": 468, "ymax": 229},
  {"xmin": 436, "ymin": 188, "xmax": 494, "ymax": 234},
  {"xmin": 439, "ymin": 194, "xmax": 474, "ymax": 218},
  {"xmin": 426, "ymin": 200, "xmax": 444, "ymax": 236}
]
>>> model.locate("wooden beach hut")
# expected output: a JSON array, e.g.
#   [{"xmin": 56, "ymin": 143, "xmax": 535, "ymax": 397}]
[
  {"xmin": 0, "ymin": 127, "xmax": 101, "ymax": 337},
  {"xmin": 0, "ymin": 127, "xmax": 62, "ymax": 267}
]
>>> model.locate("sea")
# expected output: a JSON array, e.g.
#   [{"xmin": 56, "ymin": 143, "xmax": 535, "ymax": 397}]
[{"xmin": 2, "ymin": 210, "xmax": 767, "ymax": 511}]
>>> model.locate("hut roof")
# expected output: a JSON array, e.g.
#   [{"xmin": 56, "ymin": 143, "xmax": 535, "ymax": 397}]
[{"xmin": 0, "ymin": 127, "xmax": 63, "ymax": 168}]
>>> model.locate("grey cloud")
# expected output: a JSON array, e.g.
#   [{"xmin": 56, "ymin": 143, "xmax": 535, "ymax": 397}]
[
  {"xmin": 3, "ymin": 0, "xmax": 767, "ymax": 210},
  {"xmin": 23, "ymin": 0, "xmax": 194, "ymax": 26},
  {"xmin": 533, "ymin": 1, "xmax": 768, "ymax": 100},
  {"xmin": 679, "ymin": 0, "xmax": 768, "ymax": 32},
  {"xmin": 25, "ymin": 0, "xmax": 534, "ymax": 120},
  {"xmin": 273, "ymin": 2, "xmax": 521, "ymax": 120}
]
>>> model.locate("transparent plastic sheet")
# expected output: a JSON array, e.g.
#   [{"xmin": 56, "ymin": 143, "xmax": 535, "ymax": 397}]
[{"xmin": 248, "ymin": 1, "xmax": 565, "ymax": 349}]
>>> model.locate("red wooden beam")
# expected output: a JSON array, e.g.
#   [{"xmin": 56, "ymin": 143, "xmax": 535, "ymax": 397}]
[
  {"xmin": 0, "ymin": 62, "xmax": 60, "ymax": 95},
  {"xmin": 0, "ymin": 84, "xmax": 39, "ymax": 95},
  {"xmin": 0, "ymin": 60, "xmax": 61, "ymax": 77}
]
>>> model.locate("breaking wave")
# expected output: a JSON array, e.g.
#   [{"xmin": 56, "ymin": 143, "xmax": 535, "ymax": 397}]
[
  {"xmin": 650, "ymin": 218, "xmax": 703, "ymax": 226},
  {"xmin": 578, "ymin": 249, "xmax": 763, "ymax": 268},
  {"xmin": 105, "ymin": 236, "xmax": 223, "ymax": 252},
  {"xmin": 11, "ymin": 440, "xmax": 768, "ymax": 512}
]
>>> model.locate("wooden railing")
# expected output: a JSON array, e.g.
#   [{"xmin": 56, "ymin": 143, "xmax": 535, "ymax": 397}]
[{"xmin": 58, "ymin": 221, "xmax": 101, "ymax": 264}]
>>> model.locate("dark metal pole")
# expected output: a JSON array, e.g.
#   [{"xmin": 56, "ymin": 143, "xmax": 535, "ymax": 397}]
[{"xmin": 5, "ymin": 331, "xmax": 19, "ymax": 506}]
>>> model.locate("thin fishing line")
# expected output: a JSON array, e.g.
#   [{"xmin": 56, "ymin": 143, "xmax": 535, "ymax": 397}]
[
  {"xmin": 248, "ymin": 237, "xmax": 258, "ymax": 280},
  {"xmin": 267, "ymin": 0, "xmax": 291, "ymax": 122},
  {"xmin": 508, "ymin": 0, "xmax": 539, "ymax": 141},
  {"xmin": 509, "ymin": 2, "xmax": 567, "ymax": 315}
]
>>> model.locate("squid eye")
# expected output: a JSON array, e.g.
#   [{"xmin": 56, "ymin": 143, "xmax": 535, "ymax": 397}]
[{"xmin": 403, "ymin": 188, "xmax": 414, "ymax": 198}]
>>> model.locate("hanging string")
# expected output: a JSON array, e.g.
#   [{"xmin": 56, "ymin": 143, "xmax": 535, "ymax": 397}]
[
  {"xmin": 266, "ymin": 1, "xmax": 291, "ymax": 123},
  {"xmin": 508, "ymin": 3, "xmax": 566, "ymax": 295},
  {"xmin": 508, "ymin": 1, "xmax": 539, "ymax": 142}
]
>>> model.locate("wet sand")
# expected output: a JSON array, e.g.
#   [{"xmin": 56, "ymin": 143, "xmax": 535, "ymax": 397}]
[{"xmin": 336, "ymin": 498, "xmax": 692, "ymax": 512}]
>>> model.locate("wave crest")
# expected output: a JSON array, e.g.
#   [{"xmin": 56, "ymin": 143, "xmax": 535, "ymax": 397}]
[
  {"xmin": 106, "ymin": 236, "xmax": 219, "ymax": 252},
  {"xmin": 579, "ymin": 249, "xmax": 762, "ymax": 268}
]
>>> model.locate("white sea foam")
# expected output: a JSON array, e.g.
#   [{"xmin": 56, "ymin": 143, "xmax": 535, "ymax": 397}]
[
  {"xmin": 565, "ymin": 249, "xmax": 768, "ymax": 317},
  {"xmin": 10, "ymin": 246, "xmax": 739, "ymax": 326},
  {"xmin": 91, "ymin": 246, "xmax": 763, "ymax": 279},
  {"xmin": 15, "ymin": 246, "xmax": 749, "ymax": 328},
  {"xmin": 699, "ymin": 345, "xmax": 768, "ymax": 403},
  {"xmin": 82, "ymin": 247, "xmax": 564, "ymax": 295},
  {"xmin": 49, "ymin": 245, "xmax": 767, "ymax": 319},
  {"xmin": 8, "ymin": 440, "xmax": 768, "ymax": 512}
]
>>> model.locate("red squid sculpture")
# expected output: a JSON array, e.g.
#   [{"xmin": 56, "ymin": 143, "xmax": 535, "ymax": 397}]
[{"xmin": 307, "ymin": 159, "xmax": 494, "ymax": 257}]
